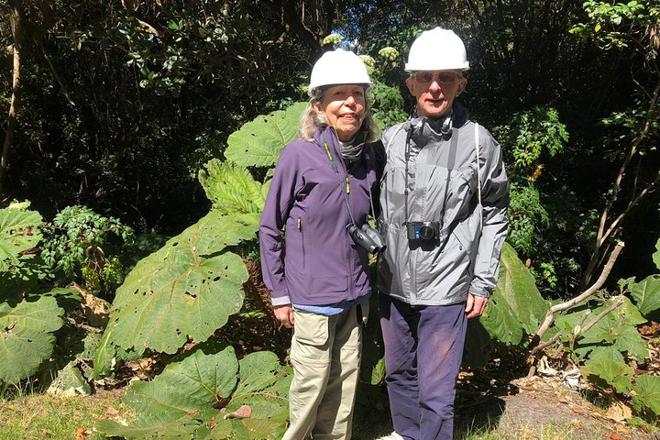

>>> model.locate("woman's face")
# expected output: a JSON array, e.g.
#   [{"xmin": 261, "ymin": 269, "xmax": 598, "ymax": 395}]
[{"xmin": 316, "ymin": 84, "xmax": 366, "ymax": 142}]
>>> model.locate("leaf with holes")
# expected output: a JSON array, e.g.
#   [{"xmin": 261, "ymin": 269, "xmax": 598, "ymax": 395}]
[
  {"xmin": 97, "ymin": 212, "xmax": 254, "ymax": 358},
  {"xmin": 0, "ymin": 296, "xmax": 64, "ymax": 384},
  {"xmin": 225, "ymin": 102, "xmax": 307, "ymax": 167},
  {"xmin": 0, "ymin": 208, "xmax": 42, "ymax": 271}
]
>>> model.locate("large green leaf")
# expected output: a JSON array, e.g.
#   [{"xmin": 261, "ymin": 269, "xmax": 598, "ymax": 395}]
[
  {"xmin": 198, "ymin": 159, "xmax": 265, "ymax": 220},
  {"xmin": 632, "ymin": 375, "xmax": 660, "ymax": 416},
  {"xmin": 630, "ymin": 274, "xmax": 659, "ymax": 318},
  {"xmin": 560, "ymin": 297, "xmax": 648, "ymax": 362},
  {"xmin": 652, "ymin": 238, "xmax": 660, "ymax": 270},
  {"xmin": 581, "ymin": 346, "xmax": 633, "ymax": 393},
  {"xmin": 98, "ymin": 345, "xmax": 239, "ymax": 438},
  {"xmin": 0, "ymin": 208, "xmax": 42, "ymax": 271},
  {"xmin": 97, "ymin": 347, "xmax": 292, "ymax": 439},
  {"xmin": 480, "ymin": 294, "xmax": 524, "ymax": 345},
  {"xmin": 479, "ymin": 243, "xmax": 547, "ymax": 344},
  {"xmin": 225, "ymin": 102, "xmax": 307, "ymax": 167},
  {"xmin": 99, "ymin": 212, "xmax": 254, "ymax": 357},
  {"xmin": 200, "ymin": 351, "xmax": 293, "ymax": 439},
  {"xmin": 0, "ymin": 296, "xmax": 64, "ymax": 384}
]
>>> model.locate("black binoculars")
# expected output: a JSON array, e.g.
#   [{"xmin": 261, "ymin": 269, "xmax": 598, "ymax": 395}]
[{"xmin": 347, "ymin": 223, "xmax": 386, "ymax": 254}]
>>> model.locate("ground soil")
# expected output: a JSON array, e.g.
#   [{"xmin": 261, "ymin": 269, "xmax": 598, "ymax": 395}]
[{"xmin": 455, "ymin": 375, "xmax": 658, "ymax": 440}]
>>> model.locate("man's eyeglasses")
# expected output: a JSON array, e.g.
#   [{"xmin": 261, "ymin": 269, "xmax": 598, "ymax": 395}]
[{"xmin": 413, "ymin": 71, "xmax": 462, "ymax": 85}]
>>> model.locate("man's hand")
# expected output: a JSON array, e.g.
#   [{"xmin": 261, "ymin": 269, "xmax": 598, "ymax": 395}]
[
  {"xmin": 273, "ymin": 304, "xmax": 295, "ymax": 328},
  {"xmin": 465, "ymin": 293, "xmax": 488, "ymax": 319}
]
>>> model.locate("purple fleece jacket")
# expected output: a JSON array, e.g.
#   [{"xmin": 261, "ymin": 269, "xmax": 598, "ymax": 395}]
[{"xmin": 259, "ymin": 127, "xmax": 380, "ymax": 306}]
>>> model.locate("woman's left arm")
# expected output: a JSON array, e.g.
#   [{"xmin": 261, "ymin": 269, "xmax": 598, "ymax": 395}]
[{"xmin": 259, "ymin": 145, "xmax": 301, "ymax": 307}]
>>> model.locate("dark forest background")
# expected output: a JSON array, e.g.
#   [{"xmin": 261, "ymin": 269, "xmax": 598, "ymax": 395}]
[{"xmin": 1, "ymin": 0, "xmax": 658, "ymax": 297}]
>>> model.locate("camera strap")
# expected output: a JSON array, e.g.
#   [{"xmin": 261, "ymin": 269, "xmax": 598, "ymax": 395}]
[
  {"xmin": 318, "ymin": 132, "xmax": 377, "ymax": 225},
  {"xmin": 403, "ymin": 123, "xmax": 459, "ymax": 224},
  {"xmin": 474, "ymin": 123, "xmax": 483, "ymax": 231}
]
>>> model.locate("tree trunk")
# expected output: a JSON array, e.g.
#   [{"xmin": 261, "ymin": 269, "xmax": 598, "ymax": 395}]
[{"xmin": 0, "ymin": 0, "xmax": 23, "ymax": 197}]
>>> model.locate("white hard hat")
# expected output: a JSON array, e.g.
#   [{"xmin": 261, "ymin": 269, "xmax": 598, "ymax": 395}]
[
  {"xmin": 405, "ymin": 27, "xmax": 470, "ymax": 72},
  {"xmin": 308, "ymin": 49, "xmax": 372, "ymax": 96}
]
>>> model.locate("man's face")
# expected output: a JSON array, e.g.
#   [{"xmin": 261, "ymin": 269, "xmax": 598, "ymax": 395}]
[{"xmin": 406, "ymin": 70, "xmax": 466, "ymax": 118}]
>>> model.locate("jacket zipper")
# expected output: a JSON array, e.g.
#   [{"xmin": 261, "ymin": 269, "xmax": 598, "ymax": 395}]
[
  {"xmin": 345, "ymin": 173, "xmax": 354, "ymax": 299},
  {"xmin": 297, "ymin": 217, "xmax": 305, "ymax": 268}
]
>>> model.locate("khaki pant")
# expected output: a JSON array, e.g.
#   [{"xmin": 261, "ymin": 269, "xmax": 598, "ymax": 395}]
[{"xmin": 283, "ymin": 304, "xmax": 367, "ymax": 440}]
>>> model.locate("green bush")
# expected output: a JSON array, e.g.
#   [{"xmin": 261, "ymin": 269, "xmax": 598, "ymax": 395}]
[{"xmin": 40, "ymin": 206, "xmax": 135, "ymax": 298}]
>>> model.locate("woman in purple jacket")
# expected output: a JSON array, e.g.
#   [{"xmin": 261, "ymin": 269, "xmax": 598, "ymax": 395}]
[{"xmin": 259, "ymin": 49, "xmax": 381, "ymax": 440}]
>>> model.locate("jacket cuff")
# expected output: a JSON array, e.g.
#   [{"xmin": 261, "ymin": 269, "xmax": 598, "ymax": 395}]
[
  {"xmin": 469, "ymin": 284, "xmax": 492, "ymax": 298},
  {"xmin": 271, "ymin": 295, "xmax": 291, "ymax": 306}
]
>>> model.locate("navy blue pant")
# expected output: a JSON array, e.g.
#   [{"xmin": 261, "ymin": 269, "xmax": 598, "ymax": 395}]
[{"xmin": 379, "ymin": 295, "xmax": 467, "ymax": 440}]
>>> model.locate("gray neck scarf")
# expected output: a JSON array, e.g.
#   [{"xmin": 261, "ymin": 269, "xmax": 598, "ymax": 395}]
[{"xmin": 340, "ymin": 134, "xmax": 364, "ymax": 163}]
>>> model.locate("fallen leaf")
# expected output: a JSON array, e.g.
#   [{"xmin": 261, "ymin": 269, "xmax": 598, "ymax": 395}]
[
  {"xmin": 608, "ymin": 434, "xmax": 623, "ymax": 440},
  {"xmin": 223, "ymin": 404, "xmax": 252, "ymax": 420},
  {"xmin": 606, "ymin": 402, "xmax": 632, "ymax": 422},
  {"xmin": 75, "ymin": 427, "xmax": 86, "ymax": 440}
]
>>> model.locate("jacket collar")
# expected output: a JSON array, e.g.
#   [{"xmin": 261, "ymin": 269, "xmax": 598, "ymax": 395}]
[{"xmin": 408, "ymin": 103, "xmax": 470, "ymax": 141}]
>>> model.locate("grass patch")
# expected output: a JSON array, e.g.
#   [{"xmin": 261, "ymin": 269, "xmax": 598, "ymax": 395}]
[
  {"xmin": 0, "ymin": 389, "xmax": 126, "ymax": 440},
  {"xmin": 456, "ymin": 421, "xmax": 610, "ymax": 440}
]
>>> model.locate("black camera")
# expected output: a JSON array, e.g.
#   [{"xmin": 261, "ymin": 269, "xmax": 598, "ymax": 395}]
[
  {"xmin": 347, "ymin": 223, "xmax": 386, "ymax": 254},
  {"xmin": 406, "ymin": 221, "xmax": 441, "ymax": 241}
]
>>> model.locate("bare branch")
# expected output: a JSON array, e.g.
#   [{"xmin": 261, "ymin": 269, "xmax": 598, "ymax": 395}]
[
  {"xmin": 41, "ymin": 46, "xmax": 75, "ymax": 107},
  {"xmin": 580, "ymin": 297, "xmax": 625, "ymax": 336},
  {"xmin": 584, "ymin": 81, "xmax": 660, "ymax": 284},
  {"xmin": 535, "ymin": 242, "xmax": 624, "ymax": 342}
]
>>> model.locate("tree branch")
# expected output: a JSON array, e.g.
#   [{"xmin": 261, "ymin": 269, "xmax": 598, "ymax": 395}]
[
  {"xmin": 534, "ymin": 242, "xmax": 624, "ymax": 342},
  {"xmin": 0, "ymin": 0, "xmax": 23, "ymax": 197},
  {"xmin": 584, "ymin": 80, "xmax": 660, "ymax": 285},
  {"xmin": 41, "ymin": 46, "xmax": 75, "ymax": 107}
]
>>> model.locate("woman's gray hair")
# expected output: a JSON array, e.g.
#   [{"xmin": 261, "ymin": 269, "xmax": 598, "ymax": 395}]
[{"xmin": 299, "ymin": 86, "xmax": 377, "ymax": 143}]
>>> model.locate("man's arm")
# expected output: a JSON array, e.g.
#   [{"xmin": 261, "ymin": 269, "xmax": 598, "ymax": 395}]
[{"xmin": 469, "ymin": 126, "xmax": 509, "ymax": 300}]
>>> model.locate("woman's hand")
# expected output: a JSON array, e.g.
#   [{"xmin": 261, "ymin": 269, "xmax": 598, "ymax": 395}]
[{"xmin": 273, "ymin": 304, "xmax": 295, "ymax": 328}]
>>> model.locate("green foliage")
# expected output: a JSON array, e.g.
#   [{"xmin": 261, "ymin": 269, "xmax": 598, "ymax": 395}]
[
  {"xmin": 96, "ymin": 212, "xmax": 255, "ymax": 367},
  {"xmin": 370, "ymin": 80, "xmax": 408, "ymax": 131},
  {"xmin": 581, "ymin": 347, "xmax": 633, "ymax": 393},
  {"xmin": 632, "ymin": 375, "xmax": 660, "ymax": 416},
  {"xmin": 97, "ymin": 346, "xmax": 292, "ymax": 439},
  {"xmin": 496, "ymin": 107, "xmax": 568, "ymax": 177},
  {"xmin": 225, "ymin": 102, "xmax": 307, "ymax": 168},
  {"xmin": 625, "ymin": 238, "xmax": 660, "ymax": 320},
  {"xmin": 494, "ymin": 108, "xmax": 571, "ymax": 292},
  {"xmin": 0, "ymin": 296, "xmax": 64, "ymax": 385},
  {"xmin": 0, "ymin": 208, "xmax": 43, "ymax": 272},
  {"xmin": 570, "ymin": 1, "xmax": 657, "ymax": 54},
  {"xmin": 464, "ymin": 243, "xmax": 547, "ymax": 368},
  {"xmin": 630, "ymin": 274, "xmax": 659, "ymax": 318},
  {"xmin": 481, "ymin": 243, "xmax": 548, "ymax": 344},
  {"xmin": 40, "ymin": 206, "xmax": 134, "ymax": 297},
  {"xmin": 198, "ymin": 159, "xmax": 267, "ymax": 220},
  {"xmin": 507, "ymin": 183, "xmax": 549, "ymax": 256},
  {"xmin": 557, "ymin": 296, "xmax": 648, "ymax": 361}
]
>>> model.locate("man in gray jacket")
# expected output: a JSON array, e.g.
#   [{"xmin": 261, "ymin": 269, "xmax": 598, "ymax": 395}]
[{"xmin": 377, "ymin": 28, "xmax": 509, "ymax": 440}]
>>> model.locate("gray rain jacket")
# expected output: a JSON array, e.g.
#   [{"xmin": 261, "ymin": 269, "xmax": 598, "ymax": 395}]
[{"xmin": 377, "ymin": 104, "xmax": 509, "ymax": 305}]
